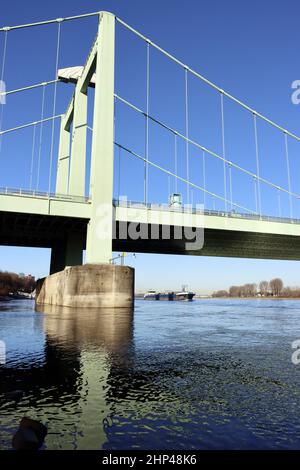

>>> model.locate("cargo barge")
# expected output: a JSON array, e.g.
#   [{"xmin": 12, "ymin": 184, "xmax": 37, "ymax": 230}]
[{"xmin": 144, "ymin": 290, "xmax": 195, "ymax": 301}]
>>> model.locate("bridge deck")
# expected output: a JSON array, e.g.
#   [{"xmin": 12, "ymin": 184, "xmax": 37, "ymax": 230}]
[{"xmin": 0, "ymin": 191, "xmax": 300, "ymax": 260}]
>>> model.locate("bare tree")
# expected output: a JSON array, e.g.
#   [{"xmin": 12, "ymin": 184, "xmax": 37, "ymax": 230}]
[
  {"xmin": 0, "ymin": 271, "xmax": 36, "ymax": 296},
  {"xmin": 241, "ymin": 283, "xmax": 257, "ymax": 297},
  {"xmin": 249, "ymin": 283, "xmax": 257, "ymax": 297},
  {"xmin": 259, "ymin": 280, "xmax": 269, "ymax": 296},
  {"xmin": 229, "ymin": 286, "xmax": 241, "ymax": 297},
  {"xmin": 269, "ymin": 278, "xmax": 283, "ymax": 296},
  {"xmin": 240, "ymin": 284, "xmax": 248, "ymax": 297},
  {"xmin": 212, "ymin": 290, "xmax": 229, "ymax": 298},
  {"xmin": 212, "ymin": 278, "xmax": 300, "ymax": 299}
]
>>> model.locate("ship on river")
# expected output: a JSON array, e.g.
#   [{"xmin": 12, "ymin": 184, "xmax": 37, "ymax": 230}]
[{"xmin": 144, "ymin": 288, "xmax": 195, "ymax": 301}]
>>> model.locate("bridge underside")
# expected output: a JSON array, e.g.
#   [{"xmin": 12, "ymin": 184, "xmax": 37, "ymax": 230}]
[
  {"xmin": 0, "ymin": 211, "xmax": 88, "ymax": 248},
  {"xmin": 112, "ymin": 223, "xmax": 300, "ymax": 260},
  {"xmin": 1, "ymin": 211, "xmax": 300, "ymax": 262},
  {"xmin": 114, "ymin": 224, "xmax": 300, "ymax": 261}
]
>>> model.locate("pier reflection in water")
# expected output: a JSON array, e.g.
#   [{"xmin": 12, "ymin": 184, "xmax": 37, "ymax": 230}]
[
  {"xmin": 0, "ymin": 303, "xmax": 134, "ymax": 449},
  {"xmin": 1, "ymin": 299, "xmax": 300, "ymax": 449},
  {"xmin": 40, "ymin": 305, "xmax": 135, "ymax": 450}
]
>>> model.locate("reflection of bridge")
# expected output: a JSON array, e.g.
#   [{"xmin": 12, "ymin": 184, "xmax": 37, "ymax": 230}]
[{"xmin": 1, "ymin": 11, "xmax": 300, "ymax": 304}]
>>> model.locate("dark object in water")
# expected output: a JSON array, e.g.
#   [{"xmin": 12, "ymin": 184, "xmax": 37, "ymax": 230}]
[{"xmin": 12, "ymin": 417, "xmax": 47, "ymax": 450}]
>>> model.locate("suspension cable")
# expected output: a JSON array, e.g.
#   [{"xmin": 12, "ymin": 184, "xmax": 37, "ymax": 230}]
[
  {"xmin": 254, "ymin": 177, "xmax": 258, "ymax": 214},
  {"xmin": 185, "ymin": 68, "xmax": 189, "ymax": 205},
  {"xmin": 116, "ymin": 16, "xmax": 300, "ymax": 144},
  {"xmin": 113, "ymin": 95, "xmax": 116, "ymax": 140},
  {"xmin": 228, "ymin": 163, "xmax": 233, "ymax": 211},
  {"xmin": 115, "ymin": 94, "xmax": 300, "ymax": 201},
  {"xmin": 202, "ymin": 150, "xmax": 206, "ymax": 207},
  {"xmin": 36, "ymin": 84, "xmax": 46, "ymax": 190},
  {"xmin": 114, "ymin": 141, "xmax": 256, "ymax": 214},
  {"xmin": 0, "ymin": 30, "xmax": 8, "ymax": 155},
  {"xmin": 0, "ymin": 12, "xmax": 101, "ymax": 32},
  {"xmin": 0, "ymin": 114, "xmax": 62, "ymax": 135},
  {"xmin": 29, "ymin": 123, "xmax": 37, "ymax": 190},
  {"xmin": 48, "ymin": 21, "xmax": 61, "ymax": 194},
  {"xmin": 1, "ymin": 79, "xmax": 59, "ymax": 97},
  {"xmin": 118, "ymin": 144, "xmax": 121, "ymax": 200},
  {"xmin": 174, "ymin": 133, "xmax": 178, "ymax": 193},
  {"xmin": 253, "ymin": 113, "xmax": 262, "ymax": 217},
  {"xmin": 0, "ymin": 114, "xmax": 63, "ymax": 135},
  {"xmin": 94, "ymin": 111, "xmax": 297, "ymax": 216},
  {"xmin": 284, "ymin": 132, "xmax": 293, "ymax": 218},
  {"xmin": 144, "ymin": 41, "xmax": 150, "ymax": 204},
  {"xmin": 0, "ymin": 31, "xmax": 7, "ymax": 83},
  {"xmin": 277, "ymin": 190, "xmax": 281, "ymax": 218},
  {"xmin": 220, "ymin": 91, "xmax": 227, "ymax": 211}
]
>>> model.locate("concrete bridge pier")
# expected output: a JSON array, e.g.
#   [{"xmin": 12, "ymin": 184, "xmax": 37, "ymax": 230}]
[{"xmin": 36, "ymin": 264, "xmax": 135, "ymax": 309}]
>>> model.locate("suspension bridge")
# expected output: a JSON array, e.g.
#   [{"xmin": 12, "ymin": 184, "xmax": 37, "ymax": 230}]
[{"xmin": 1, "ymin": 10, "xmax": 300, "ymax": 306}]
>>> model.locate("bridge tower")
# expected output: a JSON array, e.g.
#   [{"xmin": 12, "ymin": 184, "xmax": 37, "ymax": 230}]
[{"xmin": 38, "ymin": 12, "xmax": 134, "ymax": 308}]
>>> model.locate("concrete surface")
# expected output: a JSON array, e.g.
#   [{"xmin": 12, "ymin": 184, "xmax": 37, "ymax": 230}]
[{"xmin": 36, "ymin": 264, "xmax": 134, "ymax": 308}]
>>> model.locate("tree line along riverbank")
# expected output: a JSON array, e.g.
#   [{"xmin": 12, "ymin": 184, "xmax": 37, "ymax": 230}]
[
  {"xmin": 0, "ymin": 271, "xmax": 36, "ymax": 300},
  {"xmin": 212, "ymin": 278, "xmax": 300, "ymax": 298}
]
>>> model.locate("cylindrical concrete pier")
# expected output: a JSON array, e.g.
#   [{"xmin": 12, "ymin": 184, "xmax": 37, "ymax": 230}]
[{"xmin": 36, "ymin": 264, "xmax": 135, "ymax": 308}]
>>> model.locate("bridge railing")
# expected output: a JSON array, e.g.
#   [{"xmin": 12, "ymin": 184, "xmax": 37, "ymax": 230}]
[
  {"xmin": 113, "ymin": 199, "xmax": 300, "ymax": 225},
  {"xmin": 0, "ymin": 186, "xmax": 90, "ymax": 203}
]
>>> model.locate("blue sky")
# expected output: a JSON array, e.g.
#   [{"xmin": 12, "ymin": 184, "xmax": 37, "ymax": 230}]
[{"xmin": 1, "ymin": 0, "xmax": 300, "ymax": 293}]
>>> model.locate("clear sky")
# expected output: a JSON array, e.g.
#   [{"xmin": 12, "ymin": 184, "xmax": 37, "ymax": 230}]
[{"xmin": 1, "ymin": 0, "xmax": 300, "ymax": 293}]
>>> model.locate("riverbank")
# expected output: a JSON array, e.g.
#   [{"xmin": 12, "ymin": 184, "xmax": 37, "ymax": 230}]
[
  {"xmin": 211, "ymin": 296, "xmax": 300, "ymax": 300},
  {"xmin": 136, "ymin": 294, "xmax": 300, "ymax": 300},
  {"xmin": 0, "ymin": 293, "xmax": 34, "ymax": 302}
]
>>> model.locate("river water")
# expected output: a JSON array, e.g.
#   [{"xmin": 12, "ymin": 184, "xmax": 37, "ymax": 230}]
[{"xmin": 0, "ymin": 298, "xmax": 300, "ymax": 450}]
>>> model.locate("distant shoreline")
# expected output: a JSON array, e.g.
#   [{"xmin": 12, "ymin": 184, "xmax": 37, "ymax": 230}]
[
  {"xmin": 0, "ymin": 294, "xmax": 34, "ymax": 302},
  {"xmin": 210, "ymin": 296, "xmax": 300, "ymax": 300},
  {"xmin": 135, "ymin": 295, "xmax": 300, "ymax": 300}
]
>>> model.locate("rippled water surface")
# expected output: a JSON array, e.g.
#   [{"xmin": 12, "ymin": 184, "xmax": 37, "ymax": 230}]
[{"xmin": 1, "ymin": 298, "xmax": 300, "ymax": 449}]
